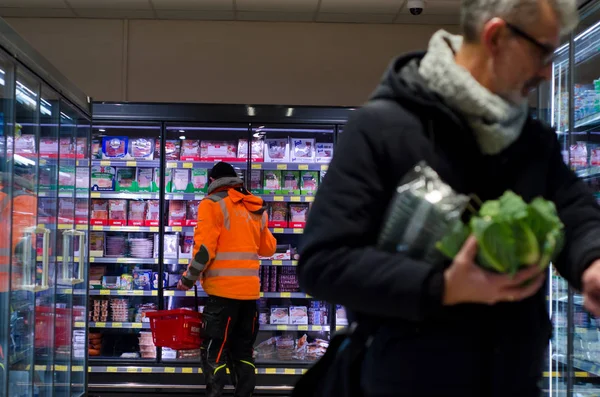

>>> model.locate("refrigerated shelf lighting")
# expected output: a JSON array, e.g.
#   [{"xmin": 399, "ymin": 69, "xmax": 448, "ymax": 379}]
[
  {"xmin": 286, "ymin": 108, "xmax": 294, "ymax": 117},
  {"xmin": 247, "ymin": 106, "xmax": 256, "ymax": 116}
]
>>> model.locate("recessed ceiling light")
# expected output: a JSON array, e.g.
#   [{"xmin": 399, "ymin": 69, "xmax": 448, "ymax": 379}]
[
  {"xmin": 179, "ymin": 136, "xmax": 186, "ymax": 140},
  {"xmin": 99, "ymin": 129, "xmax": 106, "ymax": 132}
]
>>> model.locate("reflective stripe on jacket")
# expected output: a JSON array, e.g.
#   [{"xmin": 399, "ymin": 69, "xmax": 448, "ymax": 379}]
[{"xmin": 182, "ymin": 184, "xmax": 277, "ymax": 300}]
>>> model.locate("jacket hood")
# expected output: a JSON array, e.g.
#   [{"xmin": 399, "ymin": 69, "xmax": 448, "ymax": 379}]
[
  {"xmin": 228, "ymin": 189, "xmax": 267, "ymax": 214},
  {"xmin": 207, "ymin": 177, "xmax": 244, "ymax": 194}
]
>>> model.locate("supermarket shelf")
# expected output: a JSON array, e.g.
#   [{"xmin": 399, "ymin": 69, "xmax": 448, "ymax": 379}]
[
  {"xmin": 37, "ymin": 223, "xmax": 88, "ymax": 231},
  {"xmin": 166, "ymin": 161, "xmax": 222, "ymax": 169},
  {"xmin": 38, "ymin": 190, "xmax": 88, "ymax": 199},
  {"xmin": 269, "ymin": 228, "xmax": 304, "ymax": 235},
  {"xmin": 89, "ymin": 322, "xmax": 149, "ymax": 329},
  {"xmin": 164, "ymin": 290, "xmax": 208, "ymax": 297},
  {"xmin": 261, "ymin": 292, "xmax": 311, "ymax": 299},
  {"xmin": 39, "ymin": 158, "xmax": 90, "ymax": 167},
  {"xmin": 555, "ymin": 356, "xmax": 596, "ymax": 377},
  {"xmin": 259, "ymin": 195, "xmax": 315, "ymax": 203},
  {"xmin": 576, "ymin": 166, "xmax": 600, "ymax": 180},
  {"xmin": 88, "ymin": 366, "xmax": 307, "ymax": 375},
  {"xmin": 37, "ymin": 255, "xmax": 83, "ymax": 262},
  {"xmin": 164, "ymin": 226, "xmax": 195, "ymax": 232},
  {"xmin": 91, "ymin": 160, "xmax": 160, "ymax": 168},
  {"xmin": 32, "ymin": 364, "xmax": 84, "ymax": 372},
  {"xmin": 164, "ymin": 258, "xmax": 190, "ymax": 265},
  {"xmin": 260, "ymin": 325, "xmax": 329, "ymax": 332},
  {"xmin": 90, "ymin": 257, "xmax": 159, "ymax": 265},
  {"xmin": 90, "ymin": 192, "xmax": 159, "ymax": 199},
  {"xmin": 574, "ymin": 112, "xmax": 600, "ymax": 128},
  {"xmin": 251, "ymin": 163, "xmax": 328, "ymax": 172},
  {"xmin": 90, "ymin": 225, "xmax": 159, "ymax": 233},
  {"xmin": 89, "ymin": 290, "xmax": 158, "ymax": 297},
  {"xmin": 165, "ymin": 193, "xmax": 205, "ymax": 201},
  {"xmin": 9, "ymin": 348, "xmax": 32, "ymax": 366},
  {"xmin": 260, "ymin": 260, "xmax": 298, "ymax": 266}
]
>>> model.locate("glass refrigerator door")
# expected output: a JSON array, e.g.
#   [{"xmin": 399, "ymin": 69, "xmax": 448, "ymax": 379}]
[{"xmin": 568, "ymin": 4, "xmax": 600, "ymax": 394}]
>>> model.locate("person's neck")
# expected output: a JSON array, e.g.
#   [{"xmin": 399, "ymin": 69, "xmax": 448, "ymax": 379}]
[{"xmin": 454, "ymin": 42, "xmax": 495, "ymax": 94}]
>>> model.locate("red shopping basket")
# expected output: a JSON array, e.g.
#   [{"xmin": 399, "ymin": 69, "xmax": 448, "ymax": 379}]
[
  {"xmin": 34, "ymin": 306, "xmax": 83, "ymax": 349},
  {"xmin": 146, "ymin": 286, "xmax": 203, "ymax": 350}
]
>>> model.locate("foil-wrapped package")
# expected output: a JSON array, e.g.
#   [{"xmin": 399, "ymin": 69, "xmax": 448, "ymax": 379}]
[{"xmin": 377, "ymin": 162, "xmax": 470, "ymax": 265}]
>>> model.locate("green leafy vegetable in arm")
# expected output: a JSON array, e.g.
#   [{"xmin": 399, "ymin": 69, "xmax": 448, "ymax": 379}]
[{"xmin": 436, "ymin": 220, "xmax": 470, "ymax": 259}]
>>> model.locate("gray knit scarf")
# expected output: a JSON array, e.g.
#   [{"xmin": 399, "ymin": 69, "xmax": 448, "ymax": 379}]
[{"xmin": 418, "ymin": 30, "xmax": 528, "ymax": 155}]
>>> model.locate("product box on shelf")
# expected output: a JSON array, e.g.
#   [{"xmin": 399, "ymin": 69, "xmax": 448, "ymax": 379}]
[
  {"xmin": 270, "ymin": 307, "xmax": 289, "ymax": 325},
  {"xmin": 249, "ymin": 170, "xmax": 263, "ymax": 194},
  {"xmin": 180, "ymin": 233, "xmax": 194, "ymax": 259},
  {"xmin": 259, "ymin": 245, "xmax": 292, "ymax": 261},
  {"xmin": 89, "ymin": 232, "xmax": 105, "ymax": 257},
  {"xmin": 115, "ymin": 167, "xmax": 137, "ymax": 192},
  {"xmin": 90, "ymin": 199, "xmax": 109, "ymax": 226},
  {"xmin": 336, "ymin": 305, "xmax": 348, "ymax": 326},
  {"xmin": 39, "ymin": 138, "xmax": 58, "ymax": 159},
  {"xmin": 315, "ymin": 142, "xmax": 334, "ymax": 164},
  {"xmin": 281, "ymin": 171, "xmax": 300, "ymax": 195},
  {"xmin": 102, "ymin": 137, "xmax": 128, "ymax": 159},
  {"xmin": 186, "ymin": 201, "xmax": 200, "ymax": 226},
  {"xmin": 290, "ymin": 138, "xmax": 315, "ymax": 163},
  {"xmin": 128, "ymin": 201, "xmax": 146, "ymax": 226},
  {"xmin": 165, "ymin": 140, "xmax": 181, "ymax": 160},
  {"xmin": 75, "ymin": 199, "xmax": 88, "ymax": 225},
  {"xmin": 91, "ymin": 166, "xmax": 116, "ymax": 191},
  {"xmin": 263, "ymin": 171, "xmax": 282, "ymax": 195},
  {"xmin": 164, "ymin": 234, "xmax": 179, "ymax": 258},
  {"xmin": 238, "ymin": 139, "xmax": 265, "ymax": 161},
  {"xmin": 59, "ymin": 138, "xmax": 74, "ymax": 159},
  {"xmin": 59, "ymin": 166, "xmax": 76, "ymax": 191},
  {"xmin": 168, "ymin": 201, "xmax": 186, "ymax": 226},
  {"xmin": 91, "ymin": 139, "xmax": 101, "ymax": 159},
  {"xmin": 171, "ymin": 169, "xmax": 191, "ymax": 193},
  {"xmin": 164, "ymin": 169, "xmax": 173, "ymax": 192},
  {"xmin": 57, "ymin": 198, "xmax": 75, "ymax": 224},
  {"xmin": 133, "ymin": 269, "xmax": 153, "ymax": 291},
  {"xmin": 136, "ymin": 168, "xmax": 155, "ymax": 192},
  {"xmin": 290, "ymin": 306, "xmax": 309, "ymax": 325},
  {"xmin": 191, "ymin": 169, "xmax": 208, "ymax": 193},
  {"xmin": 146, "ymin": 200, "xmax": 160, "ymax": 227},
  {"xmin": 289, "ymin": 203, "xmax": 309, "ymax": 229},
  {"xmin": 300, "ymin": 171, "xmax": 319, "ymax": 195},
  {"xmin": 76, "ymin": 167, "xmax": 90, "ymax": 191},
  {"xmin": 129, "ymin": 138, "xmax": 155, "ymax": 160},
  {"xmin": 201, "ymin": 140, "xmax": 238, "ymax": 162},
  {"xmin": 15, "ymin": 134, "xmax": 36, "ymax": 156},
  {"xmin": 154, "ymin": 168, "xmax": 161, "ymax": 192},
  {"xmin": 264, "ymin": 139, "xmax": 290, "ymax": 163},
  {"xmin": 269, "ymin": 203, "xmax": 288, "ymax": 228},
  {"xmin": 38, "ymin": 198, "xmax": 57, "ymax": 224},
  {"xmin": 108, "ymin": 199, "xmax": 128, "ymax": 226},
  {"xmin": 102, "ymin": 276, "xmax": 120, "ymax": 290},
  {"xmin": 152, "ymin": 272, "xmax": 168, "ymax": 290},
  {"xmin": 180, "ymin": 140, "xmax": 201, "ymax": 161},
  {"xmin": 76, "ymin": 137, "xmax": 88, "ymax": 159}
]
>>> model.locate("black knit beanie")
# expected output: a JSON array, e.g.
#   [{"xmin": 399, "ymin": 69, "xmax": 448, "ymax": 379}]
[{"xmin": 209, "ymin": 162, "xmax": 237, "ymax": 180}]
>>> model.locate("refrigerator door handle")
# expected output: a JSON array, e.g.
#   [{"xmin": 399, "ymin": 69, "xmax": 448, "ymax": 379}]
[
  {"xmin": 21, "ymin": 226, "xmax": 50, "ymax": 292},
  {"xmin": 62, "ymin": 230, "xmax": 86, "ymax": 285}
]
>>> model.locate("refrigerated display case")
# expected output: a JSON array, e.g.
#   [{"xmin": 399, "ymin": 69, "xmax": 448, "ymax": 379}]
[
  {"xmin": 86, "ymin": 103, "xmax": 352, "ymax": 393},
  {"xmin": 0, "ymin": 17, "xmax": 92, "ymax": 397}
]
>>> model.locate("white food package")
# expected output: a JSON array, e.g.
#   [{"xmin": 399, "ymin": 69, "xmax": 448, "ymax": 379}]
[
  {"xmin": 264, "ymin": 139, "xmax": 290, "ymax": 163},
  {"xmin": 289, "ymin": 306, "xmax": 308, "ymax": 325},
  {"xmin": 315, "ymin": 142, "xmax": 334, "ymax": 164},
  {"xmin": 270, "ymin": 307, "xmax": 289, "ymax": 324},
  {"xmin": 164, "ymin": 234, "xmax": 179, "ymax": 258},
  {"xmin": 290, "ymin": 138, "xmax": 315, "ymax": 163}
]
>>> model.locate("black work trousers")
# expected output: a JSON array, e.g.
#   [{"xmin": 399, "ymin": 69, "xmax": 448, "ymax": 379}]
[{"xmin": 201, "ymin": 295, "xmax": 259, "ymax": 397}]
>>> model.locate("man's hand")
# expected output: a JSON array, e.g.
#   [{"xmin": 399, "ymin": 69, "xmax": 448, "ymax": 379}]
[
  {"xmin": 177, "ymin": 279, "xmax": 191, "ymax": 291},
  {"xmin": 582, "ymin": 260, "xmax": 600, "ymax": 316},
  {"xmin": 443, "ymin": 236, "xmax": 546, "ymax": 306}
]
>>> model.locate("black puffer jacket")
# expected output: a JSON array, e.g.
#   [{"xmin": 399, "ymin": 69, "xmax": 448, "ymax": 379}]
[{"xmin": 298, "ymin": 53, "xmax": 600, "ymax": 395}]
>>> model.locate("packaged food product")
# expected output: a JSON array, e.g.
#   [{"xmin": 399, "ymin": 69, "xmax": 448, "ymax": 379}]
[
  {"xmin": 186, "ymin": 201, "xmax": 201, "ymax": 226},
  {"xmin": 108, "ymin": 199, "xmax": 127, "ymax": 226},
  {"xmin": 168, "ymin": 201, "xmax": 186, "ymax": 226},
  {"xmin": 15, "ymin": 135, "xmax": 36, "ymax": 156},
  {"xmin": 75, "ymin": 199, "xmax": 88, "ymax": 224},
  {"xmin": 128, "ymin": 201, "xmax": 146, "ymax": 226},
  {"xmin": 154, "ymin": 139, "xmax": 161, "ymax": 160},
  {"xmin": 38, "ymin": 167, "xmax": 56, "ymax": 190},
  {"xmin": 91, "ymin": 139, "xmax": 101, "ymax": 159},
  {"xmin": 281, "ymin": 171, "xmax": 300, "ymax": 195},
  {"xmin": 146, "ymin": 200, "xmax": 160, "ymax": 227},
  {"xmin": 90, "ymin": 166, "xmax": 115, "ymax": 191},
  {"xmin": 58, "ymin": 198, "xmax": 75, "ymax": 224},
  {"xmin": 263, "ymin": 171, "xmax": 282, "ymax": 194},
  {"xmin": 102, "ymin": 137, "xmax": 128, "ymax": 159},
  {"xmin": 290, "ymin": 306, "xmax": 308, "ymax": 325},
  {"xmin": 59, "ymin": 137, "xmax": 74, "ymax": 158},
  {"xmin": 200, "ymin": 141, "xmax": 237, "ymax": 161},
  {"xmin": 90, "ymin": 200, "xmax": 109, "ymax": 225},
  {"xmin": 172, "ymin": 169, "xmax": 190, "ymax": 193},
  {"xmin": 591, "ymin": 146, "xmax": 600, "ymax": 167},
  {"xmin": 134, "ymin": 168, "xmax": 153, "ymax": 192},
  {"xmin": 76, "ymin": 167, "xmax": 90, "ymax": 191},
  {"xmin": 133, "ymin": 269, "xmax": 153, "ymax": 291},
  {"xmin": 570, "ymin": 141, "xmax": 588, "ymax": 171},
  {"xmin": 270, "ymin": 307, "xmax": 289, "ymax": 324},
  {"xmin": 182, "ymin": 233, "xmax": 194, "ymax": 256},
  {"xmin": 152, "ymin": 272, "xmax": 168, "ymax": 290},
  {"xmin": 238, "ymin": 139, "xmax": 265, "ymax": 161},
  {"xmin": 180, "ymin": 140, "xmax": 201, "ymax": 161},
  {"xmin": 129, "ymin": 138, "xmax": 155, "ymax": 160},
  {"xmin": 102, "ymin": 276, "xmax": 120, "ymax": 290},
  {"xmin": 336, "ymin": 305, "xmax": 348, "ymax": 326},
  {"xmin": 120, "ymin": 274, "xmax": 133, "ymax": 290},
  {"xmin": 39, "ymin": 138, "xmax": 58, "ymax": 158},
  {"xmin": 300, "ymin": 171, "xmax": 319, "ymax": 195},
  {"xmin": 164, "ymin": 168, "xmax": 173, "ymax": 193},
  {"xmin": 165, "ymin": 140, "xmax": 181, "ymax": 160},
  {"xmin": 164, "ymin": 234, "xmax": 179, "ymax": 258},
  {"xmin": 59, "ymin": 166, "xmax": 76, "ymax": 190},
  {"xmin": 269, "ymin": 202, "xmax": 288, "ymax": 228},
  {"xmin": 129, "ymin": 235, "xmax": 154, "ymax": 259},
  {"xmin": 264, "ymin": 139, "xmax": 290, "ymax": 163},
  {"xmin": 76, "ymin": 137, "xmax": 88, "ymax": 159},
  {"xmin": 89, "ymin": 232, "xmax": 105, "ymax": 257},
  {"xmin": 38, "ymin": 198, "xmax": 57, "ymax": 224},
  {"xmin": 315, "ymin": 142, "xmax": 334, "ymax": 163},
  {"xmin": 116, "ymin": 168, "xmax": 136, "ymax": 192},
  {"xmin": 154, "ymin": 167, "xmax": 161, "ymax": 192},
  {"xmin": 289, "ymin": 203, "xmax": 309, "ymax": 228},
  {"xmin": 191, "ymin": 169, "xmax": 208, "ymax": 193},
  {"xmin": 250, "ymin": 170, "xmax": 263, "ymax": 194},
  {"xmin": 290, "ymin": 138, "xmax": 315, "ymax": 163}
]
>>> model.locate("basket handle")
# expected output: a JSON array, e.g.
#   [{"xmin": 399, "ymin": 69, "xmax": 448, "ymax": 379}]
[{"xmin": 165, "ymin": 284, "xmax": 199, "ymax": 312}]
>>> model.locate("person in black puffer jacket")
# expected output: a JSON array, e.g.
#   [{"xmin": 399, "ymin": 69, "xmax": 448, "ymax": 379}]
[{"xmin": 297, "ymin": 0, "xmax": 600, "ymax": 396}]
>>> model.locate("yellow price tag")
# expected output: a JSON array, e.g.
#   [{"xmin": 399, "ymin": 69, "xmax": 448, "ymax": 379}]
[
  {"xmin": 290, "ymin": 196, "xmax": 301, "ymax": 202},
  {"xmin": 164, "ymin": 291, "xmax": 174, "ymax": 297},
  {"xmin": 298, "ymin": 164, "xmax": 309, "ymax": 170},
  {"xmin": 272, "ymin": 260, "xmax": 282, "ymax": 266},
  {"xmin": 273, "ymin": 228, "xmax": 284, "ymax": 234},
  {"xmin": 298, "ymin": 325, "xmax": 309, "ymax": 331},
  {"xmin": 183, "ymin": 162, "xmax": 193, "ymax": 169},
  {"xmin": 179, "ymin": 259, "xmax": 188, "ymax": 264},
  {"xmin": 280, "ymin": 292, "xmax": 291, "ymax": 298},
  {"xmin": 320, "ymin": 165, "xmax": 329, "ymax": 171},
  {"xmin": 251, "ymin": 164, "xmax": 262, "ymax": 169},
  {"xmin": 172, "ymin": 226, "xmax": 182, "ymax": 232},
  {"xmin": 293, "ymin": 228, "xmax": 304, "ymax": 234},
  {"xmin": 91, "ymin": 192, "xmax": 100, "ymax": 198},
  {"xmin": 186, "ymin": 291, "xmax": 195, "ymax": 297},
  {"xmin": 305, "ymin": 196, "xmax": 315, "ymax": 202},
  {"xmin": 173, "ymin": 195, "xmax": 184, "ymax": 200},
  {"xmin": 107, "ymin": 367, "xmax": 118, "ymax": 373},
  {"xmin": 55, "ymin": 365, "xmax": 68, "ymax": 372},
  {"xmin": 92, "ymin": 225, "xmax": 103, "ymax": 231},
  {"xmin": 166, "ymin": 162, "xmax": 177, "ymax": 168},
  {"xmin": 276, "ymin": 164, "xmax": 287, "ymax": 170},
  {"xmin": 128, "ymin": 226, "xmax": 140, "ymax": 231},
  {"xmin": 182, "ymin": 368, "xmax": 193, "ymax": 374},
  {"xmin": 165, "ymin": 367, "xmax": 176, "ymax": 373},
  {"xmin": 126, "ymin": 161, "xmax": 137, "ymax": 167},
  {"xmin": 127, "ymin": 367, "xmax": 138, "ymax": 373},
  {"xmin": 95, "ymin": 322, "xmax": 106, "ymax": 327},
  {"xmin": 284, "ymin": 368, "xmax": 296, "ymax": 375},
  {"xmin": 100, "ymin": 160, "xmax": 111, "ymax": 166},
  {"xmin": 73, "ymin": 366, "xmax": 84, "ymax": 372},
  {"xmin": 100, "ymin": 290, "xmax": 110, "ymax": 295},
  {"xmin": 142, "ymin": 367, "xmax": 152, "ymax": 373},
  {"xmin": 133, "ymin": 290, "xmax": 143, "ymax": 296},
  {"xmin": 112, "ymin": 322, "xmax": 123, "ymax": 328},
  {"xmin": 116, "ymin": 258, "xmax": 127, "ymax": 263},
  {"xmin": 90, "ymin": 257, "xmax": 96, "ymax": 263},
  {"xmin": 132, "ymin": 323, "xmax": 143, "ymax": 329},
  {"xmin": 75, "ymin": 322, "xmax": 85, "ymax": 328},
  {"xmin": 273, "ymin": 196, "xmax": 284, "ymax": 202},
  {"xmin": 291, "ymin": 261, "xmax": 298, "ymax": 266},
  {"xmin": 63, "ymin": 288, "xmax": 73, "ymax": 295},
  {"xmin": 76, "ymin": 224, "xmax": 87, "ymax": 230},
  {"xmin": 276, "ymin": 325, "xmax": 287, "ymax": 331},
  {"xmin": 58, "ymin": 224, "xmax": 70, "ymax": 230},
  {"xmin": 149, "ymin": 227, "xmax": 159, "ymax": 232},
  {"xmin": 265, "ymin": 368, "xmax": 277, "ymax": 374}
]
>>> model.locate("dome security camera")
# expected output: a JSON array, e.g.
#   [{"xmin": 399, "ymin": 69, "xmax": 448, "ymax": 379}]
[{"xmin": 408, "ymin": 0, "xmax": 424, "ymax": 15}]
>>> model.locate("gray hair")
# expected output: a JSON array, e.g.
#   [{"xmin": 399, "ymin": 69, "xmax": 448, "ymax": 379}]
[{"xmin": 461, "ymin": 0, "xmax": 579, "ymax": 42}]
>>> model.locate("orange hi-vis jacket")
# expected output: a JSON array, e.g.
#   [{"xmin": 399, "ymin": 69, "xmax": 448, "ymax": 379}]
[
  {"xmin": 182, "ymin": 177, "xmax": 277, "ymax": 300},
  {"xmin": 0, "ymin": 189, "xmax": 37, "ymax": 293}
]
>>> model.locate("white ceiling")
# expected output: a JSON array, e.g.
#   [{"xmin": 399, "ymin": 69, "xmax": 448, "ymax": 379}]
[{"xmin": 0, "ymin": 0, "xmax": 461, "ymax": 25}]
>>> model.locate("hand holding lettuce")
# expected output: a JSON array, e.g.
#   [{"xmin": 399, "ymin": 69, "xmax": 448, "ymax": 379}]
[{"xmin": 436, "ymin": 191, "xmax": 565, "ymax": 274}]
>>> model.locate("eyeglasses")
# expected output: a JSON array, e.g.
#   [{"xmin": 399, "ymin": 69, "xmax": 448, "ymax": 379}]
[{"xmin": 505, "ymin": 22, "xmax": 556, "ymax": 65}]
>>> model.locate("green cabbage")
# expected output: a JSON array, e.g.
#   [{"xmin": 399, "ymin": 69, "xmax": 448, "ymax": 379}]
[{"xmin": 436, "ymin": 191, "xmax": 564, "ymax": 273}]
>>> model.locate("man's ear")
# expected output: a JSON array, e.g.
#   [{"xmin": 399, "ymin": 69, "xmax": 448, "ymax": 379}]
[{"xmin": 481, "ymin": 17, "xmax": 506, "ymax": 57}]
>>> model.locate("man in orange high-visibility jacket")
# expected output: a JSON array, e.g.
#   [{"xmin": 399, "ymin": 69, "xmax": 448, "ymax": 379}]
[{"xmin": 178, "ymin": 161, "xmax": 277, "ymax": 397}]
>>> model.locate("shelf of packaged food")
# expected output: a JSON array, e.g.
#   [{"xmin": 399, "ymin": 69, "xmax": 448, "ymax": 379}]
[
  {"xmin": 164, "ymin": 193, "xmax": 205, "ymax": 201},
  {"xmin": 37, "ymin": 223, "xmax": 88, "ymax": 231},
  {"xmin": 90, "ymin": 225, "xmax": 159, "ymax": 233},
  {"xmin": 88, "ymin": 366, "xmax": 307, "ymax": 375},
  {"xmin": 165, "ymin": 160, "xmax": 225, "ymax": 169},
  {"xmin": 163, "ymin": 290, "xmax": 208, "ymax": 297},
  {"xmin": 37, "ymin": 255, "xmax": 83, "ymax": 262},
  {"xmin": 261, "ymin": 292, "xmax": 311, "ymax": 299},
  {"xmin": 258, "ymin": 195, "xmax": 315, "ymax": 203},
  {"xmin": 260, "ymin": 325, "xmax": 329, "ymax": 332},
  {"xmin": 574, "ymin": 112, "xmax": 600, "ymax": 128},
  {"xmin": 261, "ymin": 260, "xmax": 298, "ymax": 266},
  {"xmin": 90, "ymin": 257, "xmax": 159, "ymax": 265},
  {"xmin": 554, "ymin": 356, "xmax": 596, "ymax": 377},
  {"xmin": 38, "ymin": 190, "xmax": 89, "ymax": 199},
  {"xmin": 89, "ymin": 290, "xmax": 158, "ymax": 297},
  {"xmin": 164, "ymin": 258, "xmax": 190, "ymax": 265},
  {"xmin": 39, "ymin": 158, "xmax": 90, "ymax": 167},
  {"xmin": 164, "ymin": 226, "xmax": 195, "ymax": 233},
  {"xmin": 88, "ymin": 322, "xmax": 150, "ymax": 329},
  {"xmin": 251, "ymin": 163, "xmax": 328, "ymax": 172},
  {"xmin": 269, "ymin": 228, "xmax": 304, "ymax": 235},
  {"xmin": 91, "ymin": 160, "xmax": 160, "ymax": 168},
  {"xmin": 90, "ymin": 192, "xmax": 160, "ymax": 199}
]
